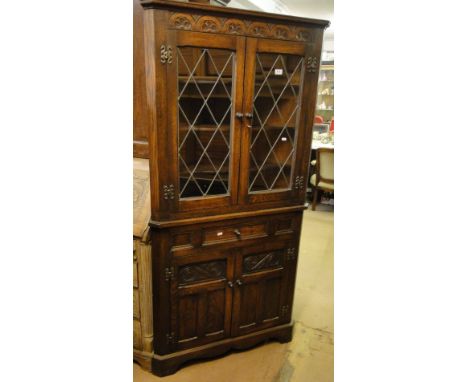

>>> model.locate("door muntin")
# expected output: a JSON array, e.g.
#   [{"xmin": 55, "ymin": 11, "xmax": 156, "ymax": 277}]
[
  {"xmin": 177, "ymin": 45, "xmax": 236, "ymax": 200},
  {"xmin": 247, "ymin": 51, "xmax": 305, "ymax": 194}
]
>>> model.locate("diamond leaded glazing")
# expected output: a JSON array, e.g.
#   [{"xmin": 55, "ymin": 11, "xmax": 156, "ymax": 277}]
[
  {"xmin": 177, "ymin": 47, "xmax": 234, "ymax": 198},
  {"xmin": 249, "ymin": 53, "xmax": 304, "ymax": 193}
]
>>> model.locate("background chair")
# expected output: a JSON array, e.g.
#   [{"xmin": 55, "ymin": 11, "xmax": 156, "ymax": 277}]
[
  {"xmin": 314, "ymin": 115, "xmax": 324, "ymax": 124},
  {"xmin": 310, "ymin": 148, "xmax": 334, "ymax": 210}
]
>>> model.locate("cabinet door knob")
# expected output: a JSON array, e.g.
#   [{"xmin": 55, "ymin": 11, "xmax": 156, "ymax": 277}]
[
  {"xmin": 235, "ymin": 112, "xmax": 244, "ymax": 119},
  {"xmin": 236, "ymin": 279, "xmax": 243, "ymax": 286},
  {"xmin": 227, "ymin": 281, "xmax": 234, "ymax": 288},
  {"xmin": 245, "ymin": 112, "xmax": 253, "ymax": 119}
]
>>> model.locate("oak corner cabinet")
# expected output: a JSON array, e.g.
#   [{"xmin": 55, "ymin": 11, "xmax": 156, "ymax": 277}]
[{"xmin": 133, "ymin": 0, "xmax": 329, "ymax": 376}]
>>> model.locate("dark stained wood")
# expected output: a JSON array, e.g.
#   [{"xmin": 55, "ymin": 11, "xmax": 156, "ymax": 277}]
[
  {"xmin": 231, "ymin": 240, "xmax": 290, "ymax": 337},
  {"xmin": 136, "ymin": 0, "xmax": 328, "ymax": 375},
  {"xmin": 150, "ymin": 204, "xmax": 306, "ymax": 229},
  {"xmin": 134, "ymin": 0, "xmax": 150, "ymax": 158},
  {"xmin": 169, "ymin": 248, "xmax": 235, "ymax": 350},
  {"xmin": 151, "ymin": 323, "xmax": 293, "ymax": 377}
]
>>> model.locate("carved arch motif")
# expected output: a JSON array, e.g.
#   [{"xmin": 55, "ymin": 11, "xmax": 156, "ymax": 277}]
[
  {"xmin": 271, "ymin": 25, "xmax": 291, "ymax": 40},
  {"xmin": 222, "ymin": 19, "xmax": 246, "ymax": 35},
  {"xmin": 247, "ymin": 22, "xmax": 271, "ymax": 38},
  {"xmin": 196, "ymin": 16, "xmax": 222, "ymax": 33},
  {"xmin": 170, "ymin": 13, "xmax": 194, "ymax": 30}
]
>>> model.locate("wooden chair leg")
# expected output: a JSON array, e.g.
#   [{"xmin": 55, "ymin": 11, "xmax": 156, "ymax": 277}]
[{"xmin": 312, "ymin": 188, "xmax": 318, "ymax": 211}]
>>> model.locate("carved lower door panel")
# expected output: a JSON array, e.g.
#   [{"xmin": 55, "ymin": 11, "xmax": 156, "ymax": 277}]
[
  {"xmin": 170, "ymin": 250, "xmax": 234, "ymax": 351},
  {"xmin": 231, "ymin": 240, "xmax": 291, "ymax": 337}
]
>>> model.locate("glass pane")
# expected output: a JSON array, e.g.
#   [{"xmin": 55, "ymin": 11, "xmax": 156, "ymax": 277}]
[
  {"xmin": 249, "ymin": 53, "xmax": 304, "ymax": 193},
  {"xmin": 177, "ymin": 47, "xmax": 234, "ymax": 199}
]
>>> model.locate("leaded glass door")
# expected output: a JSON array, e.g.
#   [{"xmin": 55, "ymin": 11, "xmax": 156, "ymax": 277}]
[
  {"xmin": 238, "ymin": 38, "xmax": 309, "ymax": 205},
  {"xmin": 166, "ymin": 31, "xmax": 245, "ymax": 212}
]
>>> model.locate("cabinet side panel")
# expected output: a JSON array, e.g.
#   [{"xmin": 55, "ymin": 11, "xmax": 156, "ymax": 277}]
[
  {"xmin": 297, "ymin": 29, "xmax": 325, "ymax": 202},
  {"xmin": 134, "ymin": 0, "xmax": 150, "ymax": 158}
]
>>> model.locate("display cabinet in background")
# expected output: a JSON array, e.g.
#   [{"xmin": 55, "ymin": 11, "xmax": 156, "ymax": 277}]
[
  {"xmin": 315, "ymin": 58, "xmax": 334, "ymax": 123},
  {"xmin": 133, "ymin": 0, "xmax": 329, "ymax": 376}
]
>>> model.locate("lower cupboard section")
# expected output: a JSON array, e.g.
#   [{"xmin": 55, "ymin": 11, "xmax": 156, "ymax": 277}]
[
  {"xmin": 140, "ymin": 210, "xmax": 303, "ymax": 375},
  {"xmin": 165, "ymin": 233, "xmax": 299, "ymax": 353}
]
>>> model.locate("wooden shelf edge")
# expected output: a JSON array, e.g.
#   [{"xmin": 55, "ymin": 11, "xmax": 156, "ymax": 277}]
[{"xmin": 150, "ymin": 204, "xmax": 307, "ymax": 228}]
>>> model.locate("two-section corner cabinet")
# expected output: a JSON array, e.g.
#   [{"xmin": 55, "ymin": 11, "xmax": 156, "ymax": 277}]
[{"xmin": 134, "ymin": 0, "xmax": 329, "ymax": 376}]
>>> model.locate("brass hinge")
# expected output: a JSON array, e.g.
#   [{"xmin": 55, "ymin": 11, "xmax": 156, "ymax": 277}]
[
  {"xmin": 160, "ymin": 45, "xmax": 173, "ymax": 64},
  {"xmin": 286, "ymin": 247, "xmax": 296, "ymax": 261},
  {"xmin": 163, "ymin": 184, "xmax": 175, "ymax": 200},
  {"xmin": 165, "ymin": 266, "xmax": 174, "ymax": 281},
  {"xmin": 281, "ymin": 305, "xmax": 290, "ymax": 317},
  {"xmin": 306, "ymin": 56, "xmax": 318, "ymax": 73},
  {"xmin": 166, "ymin": 332, "xmax": 175, "ymax": 344},
  {"xmin": 294, "ymin": 176, "xmax": 304, "ymax": 190}
]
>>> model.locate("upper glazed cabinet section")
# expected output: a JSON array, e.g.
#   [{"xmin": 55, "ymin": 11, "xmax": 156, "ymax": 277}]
[{"xmin": 141, "ymin": 0, "xmax": 328, "ymax": 220}]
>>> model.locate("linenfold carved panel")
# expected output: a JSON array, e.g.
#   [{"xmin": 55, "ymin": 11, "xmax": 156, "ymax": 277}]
[
  {"xmin": 179, "ymin": 260, "xmax": 226, "ymax": 284},
  {"xmin": 168, "ymin": 12, "xmax": 314, "ymax": 42},
  {"xmin": 243, "ymin": 251, "xmax": 282, "ymax": 273}
]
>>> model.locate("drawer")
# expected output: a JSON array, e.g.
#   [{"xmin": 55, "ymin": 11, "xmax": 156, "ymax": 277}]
[
  {"xmin": 203, "ymin": 222, "xmax": 268, "ymax": 246},
  {"xmin": 133, "ymin": 289, "xmax": 140, "ymax": 319},
  {"xmin": 169, "ymin": 212, "xmax": 302, "ymax": 253}
]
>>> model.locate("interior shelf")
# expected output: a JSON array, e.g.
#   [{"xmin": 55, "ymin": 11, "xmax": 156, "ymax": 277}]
[{"xmin": 179, "ymin": 124, "xmax": 230, "ymax": 132}]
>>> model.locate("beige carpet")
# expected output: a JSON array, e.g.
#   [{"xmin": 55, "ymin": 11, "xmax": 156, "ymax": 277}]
[{"xmin": 134, "ymin": 207, "xmax": 334, "ymax": 382}]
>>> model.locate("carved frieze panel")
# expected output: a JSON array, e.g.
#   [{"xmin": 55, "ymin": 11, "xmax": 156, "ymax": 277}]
[
  {"xmin": 168, "ymin": 12, "xmax": 315, "ymax": 42},
  {"xmin": 178, "ymin": 260, "xmax": 226, "ymax": 284},
  {"xmin": 243, "ymin": 251, "xmax": 282, "ymax": 273},
  {"xmin": 222, "ymin": 19, "xmax": 246, "ymax": 35}
]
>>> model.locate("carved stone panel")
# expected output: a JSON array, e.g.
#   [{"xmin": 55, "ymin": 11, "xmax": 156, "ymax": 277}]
[
  {"xmin": 168, "ymin": 12, "xmax": 315, "ymax": 42},
  {"xmin": 178, "ymin": 260, "xmax": 226, "ymax": 284},
  {"xmin": 243, "ymin": 251, "xmax": 282, "ymax": 274}
]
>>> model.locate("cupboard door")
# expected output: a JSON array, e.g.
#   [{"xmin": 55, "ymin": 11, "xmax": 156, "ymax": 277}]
[
  {"xmin": 231, "ymin": 241, "xmax": 291, "ymax": 337},
  {"xmin": 169, "ymin": 250, "xmax": 234, "ymax": 351},
  {"xmin": 239, "ymin": 38, "xmax": 310, "ymax": 205},
  {"xmin": 166, "ymin": 30, "xmax": 245, "ymax": 213}
]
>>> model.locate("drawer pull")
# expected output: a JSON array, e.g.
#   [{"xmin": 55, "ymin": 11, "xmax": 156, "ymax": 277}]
[
  {"xmin": 217, "ymin": 231, "xmax": 223, "ymax": 237},
  {"xmin": 234, "ymin": 229, "xmax": 241, "ymax": 237}
]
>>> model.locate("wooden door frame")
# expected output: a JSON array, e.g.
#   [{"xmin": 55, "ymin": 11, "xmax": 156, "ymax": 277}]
[
  {"xmin": 165, "ymin": 30, "xmax": 246, "ymax": 214},
  {"xmin": 169, "ymin": 248, "xmax": 235, "ymax": 351},
  {"xmin": 238, "ymin": 37, "xmax": 308, "ymax": 207},
  {"xmin": 230, "ymin": 240, "xmax": 290, "ymax": 337}
]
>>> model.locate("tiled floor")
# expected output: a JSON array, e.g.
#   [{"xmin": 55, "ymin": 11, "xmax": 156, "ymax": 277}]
[{"xmin": 134, "ymin": 207, "xmax": 334, "ymax": 382}]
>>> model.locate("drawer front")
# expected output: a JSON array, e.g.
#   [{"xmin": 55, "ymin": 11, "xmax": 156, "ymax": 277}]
[
  {"xmin": 170, "ymin": 212, "xmax": 301, "ymax": 253},
  {"xmin": 203, "ymin": 226, "xmax": 238, "ymax": 244}
]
